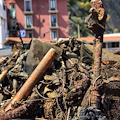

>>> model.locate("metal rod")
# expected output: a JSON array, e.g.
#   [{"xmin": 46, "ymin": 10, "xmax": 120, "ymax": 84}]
[
  {"xmin": 86, "ymin": 0, "xmax": 107, "ymax": 108},
  {"xmin": 5, "ymin": 48, "xmax": 57, "ymax": 112},
  {"xmin": 0, "ymin": 66, "xmax": 13, "ymax": 83}
]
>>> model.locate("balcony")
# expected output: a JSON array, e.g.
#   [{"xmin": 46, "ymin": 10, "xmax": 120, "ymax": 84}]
[
  {"xmin": 25, "ymin": 24, "xmax": 33, "ymax": 30},
  {"xmin": 25, "ymin": 27, "xmax": 33, "ymax": 30},
  {"xmin": 10, "ymin": 28, "xmax": 16, "ymax": 32},
  {"xmin": 23, "ymin": 11, "xmax": 33, "ymax": 15},
  {"xmin": 50, "ymin": 24, "xmax": 59, "ymax": 29},
  {"xmin": 48, "ymin": 9, "xmax": 58, "ymax": 14}
]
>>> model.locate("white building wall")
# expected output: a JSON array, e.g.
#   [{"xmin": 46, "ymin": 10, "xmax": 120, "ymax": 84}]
[
  {"xmin": 0, "ymin": 0, "xmax": 8, "ymax": 49},
  {"xmin": 0, "ymin": 48, "xmax": 12, "ymax": 56}
]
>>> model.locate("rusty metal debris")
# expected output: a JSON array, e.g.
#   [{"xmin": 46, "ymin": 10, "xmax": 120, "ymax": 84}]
[
  {"xmin": 85, "ymin": 0, "xmax": 107, "ymax": 109},
  {"xmin": 0, "ymin": 66, "xmax": 13, "ymax": 83},
  {"xmin": 0, "ymin": 1, "xmax": 120, "ymax": 118},
  {"xmin": 5, "ymin": 48, "xmax": 57, "ymax": 112},
  {"xmin": 0, "ymin": 27, "xmax": 120, "ymax": 120},
  {"xmin": 0, "ymin": 37, "xmax": 120, "ymax": 120}
]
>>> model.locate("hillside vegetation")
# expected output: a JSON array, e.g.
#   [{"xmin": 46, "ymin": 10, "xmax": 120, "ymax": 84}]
[{"xmin": 68, "ymin": 0, "xmax": 120, "ymax": 37}]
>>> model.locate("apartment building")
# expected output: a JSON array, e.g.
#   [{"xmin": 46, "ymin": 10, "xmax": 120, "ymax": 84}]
[
  {"xmin": 0, "ymin": 0, "xmax": 8, "ymax": 49},
  {"xmin": 5, "ymin": 0, "xmax": 69, "ymax": 40}
]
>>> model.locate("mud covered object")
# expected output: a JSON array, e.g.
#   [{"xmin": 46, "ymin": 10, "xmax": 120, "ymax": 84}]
[{"xmin": 24, "ymin": 38, "xmax": 62, "ymax": 76}]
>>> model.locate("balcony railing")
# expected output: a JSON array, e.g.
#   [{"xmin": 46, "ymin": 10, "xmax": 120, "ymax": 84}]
[
  {"xmin": 50, "ymin": 24, "xmax": 59, "ymax": 29},
  {"xmin": 23, "ymin": 11, "xmax": 33, "ymax": 15},
  {"xmin": 48, "ymin": 9, "xmax": 58, "ymax": 14}
]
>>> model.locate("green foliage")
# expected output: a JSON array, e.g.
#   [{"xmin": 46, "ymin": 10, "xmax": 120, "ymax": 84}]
[
  {"xmin": 71, "ymin": 17, "xmax": 83, "ymax": 24},
  {"xmin": 84, "ymin": 1, "xmax": 91, "ymax": 10},
  {"xmin": 77, "ymin": 1, "xmax": 90, "ymax": 10},
  {"xmin": 79, "ymin": 2, "xmax": 85, "ymax": 9},
  {"xmin": 73, "ymin": 32, "xmax": 78, "ymax": 38},
  {"xmin": 106, "ymin": 14, "xmax": 111, "ymax": 23},
  {"xmin": 67, "ymin": 0, "xmax": 77, "ymax": 7},
  {"xmin": 114, "ymin": 28, "xmax": 119, "ymax": 33},
  {"xmin": 68, "ymin": 0, "xmax": 91, "ymax": 37}
]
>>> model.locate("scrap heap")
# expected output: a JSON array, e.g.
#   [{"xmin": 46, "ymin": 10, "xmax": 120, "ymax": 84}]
[
  {"xmin": 0, "ymin": 37, "xmax": 120, "ymax": 120},
  {"xmin": 0, "ymin": 0, "xmax": 120, "ymax": 120}
]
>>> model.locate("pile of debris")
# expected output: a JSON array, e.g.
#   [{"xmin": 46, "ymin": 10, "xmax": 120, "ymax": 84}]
[{"xmin": 0, "ymin": 37, "xmax": 120, "ymax": 120}]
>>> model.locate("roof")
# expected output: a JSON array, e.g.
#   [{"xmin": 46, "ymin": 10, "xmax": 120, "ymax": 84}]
[
  {"xmin": 77, "ymin": 36, "xmax": 120, "ymax": 43},
  {"xmin": 3, "ymin": 37, "xmax": 55, "ymax": 46},
  {"xmin": 4, "ymin": 34, "xmax": 120, "ymax": 46}
]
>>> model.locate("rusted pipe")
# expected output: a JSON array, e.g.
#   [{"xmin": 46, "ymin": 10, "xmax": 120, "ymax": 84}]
[
  {"xmin": 5, "ymin": 48, "xmax": 57, "ymax": 112},
  {"xmin": 0, "ymin": 66, "xmax": 13, "ymax": 83},
  {"xmin": 0, "ymin": 57, "xmax": 7, "ymax": 64},
  {"xmin": 85, "ymin": 0, "xmax": 107, "ymax": 108},
  {"xmin": 93, "ymin": 38, "xmax": 103, "ymax": 78},
  {"xmin": 86, "ymin": 0, "xmax": 106, "ymax": 81},
  {"xmin": 0, "ymin": 94, "xmax": 40, "ymax": 120}
]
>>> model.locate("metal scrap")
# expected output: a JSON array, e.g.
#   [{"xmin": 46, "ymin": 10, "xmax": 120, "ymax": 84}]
[{"xmin": 0, "ymin": 35, "xmax": 120, "ymax": 120}]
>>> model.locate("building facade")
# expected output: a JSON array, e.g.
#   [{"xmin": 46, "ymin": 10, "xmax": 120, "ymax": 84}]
[
  {"xmin": 5, "ymin": 0, "xmax": 69, "ymax": 40},
  {"xmin": 0, "ymin": 0, "xmax": 8, "ymax": 49},
  {"xmin": 78, "ymin": 33, "xmax": 120, "ymax": 51}
]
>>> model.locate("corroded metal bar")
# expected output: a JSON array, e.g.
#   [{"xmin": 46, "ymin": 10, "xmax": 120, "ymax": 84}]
[
  {"xmin": 0, "ymin": 57, "xmax": 7, "ymax": 64},
  {"xmin": 5, "ymin": 48, "xmax": 57, "ymax": 112},
  {"xmin": 85, "ymin": 0, "xmax": 107, "ymax": 108},
  {"xmin": 87, "ymin": 0, "xmax": 107, "ymax": 80},
  {"xmin": 93, "ymin": 38, "xmax": 103, "ymax": 78},
  {"xmin": 0, "ymin": 66, "xmax": 13, "ymax": 83},
  {"xmin": 0, "ymin": 94, "xmax": 40, "ymax": 120}
]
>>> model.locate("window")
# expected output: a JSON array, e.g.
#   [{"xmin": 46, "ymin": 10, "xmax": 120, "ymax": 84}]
[
  {"xmin": 3, "ymin": 2, "xmax": 6, "ymax": 10},
  {"xmin": 43, "ymin": 34, "xmax": 45, "ymax": 37},
  {"xmin": 51, "ymin": 15, "xmax": 57, "ymax": 27},
  {"xmin": 43, "ymin": 19, "xmax": 45, "ymax": 23},
  {"xmin": 103, "ymin": 43, "xmax": 106, "ymax": 48},
  {"xmin": 1, "ymin": 18, "xmax": 5, "ymax": 27},
  {"xmin": 108, "ymin": 42, "xmax": 119, "ymax": 48},
  {"xmin": 51, "ymin": 31, "xmax": 58, "ymax": 40},
  {"xmin": 108, "ymin": 42, "xmax": 111, "ymax": 48},
  {"xmin": 26, "ymin": 33, "xmax": 33, "ymax": 38},
  {"xmin": 1, "ymin": 18, "xmax": 5, "ymax": 28},
  {"xmin": 42, "ymin": 5, "xmax": 44, "ymax": 8},
  {"xmin": 50, "ymin": 0, "xmax": 56, "ymax": 10},
  {"xmin": 11, "ymin": 20, "xmax": 16, "ymax": 30},
  {"xmin": 9, "ymin": 4, "xmax": 16, "ymax": 19},
  {"xmin": 10, "ymin": 4, "xmax": 15, "ymax": 9},
  {"xmin": 25, "ymin": 0, "xmax": 32, "ymax": 11},
  {"xmin": 26, "ymin": 16, "xmax": 32, "ymax": 28}
]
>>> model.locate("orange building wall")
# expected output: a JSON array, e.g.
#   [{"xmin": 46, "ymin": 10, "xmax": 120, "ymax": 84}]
[{"xmin": 5, "ymin": 0, "xmax": 69, "ymax": 39}]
